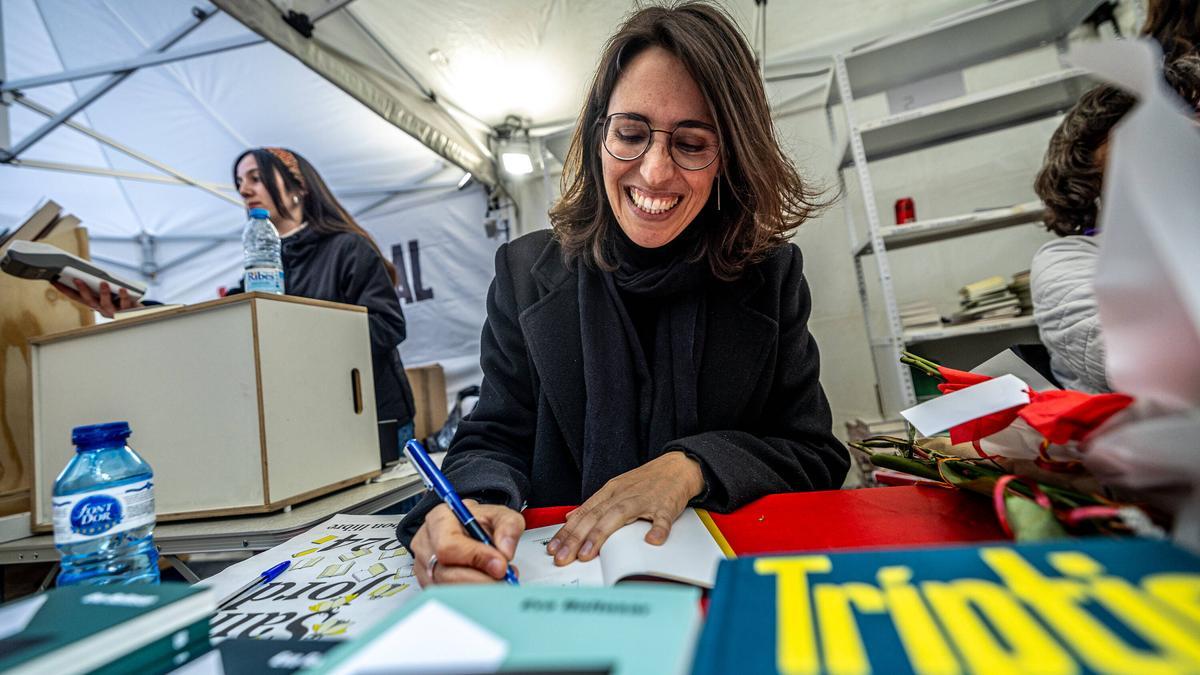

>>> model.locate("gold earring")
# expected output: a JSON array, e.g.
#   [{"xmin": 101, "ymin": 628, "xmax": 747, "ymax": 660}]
[
  {"xmin": 293, "ymin": 195, "xmax": 300, "ymax": 205},
  {"xmin": 716, "ymin": 178, "xmax": 721, "ymax": 211}
]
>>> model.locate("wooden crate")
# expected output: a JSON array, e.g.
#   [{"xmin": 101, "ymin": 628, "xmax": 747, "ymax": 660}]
[{"xmin": 30, "ymin": 294, "xmax": 381, "ymax": 531}]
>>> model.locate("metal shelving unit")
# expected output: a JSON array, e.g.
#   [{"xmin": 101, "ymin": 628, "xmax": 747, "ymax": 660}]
[{"xmin": 825, "ymin": 0, "xmax": 1103, "ymax": 416}]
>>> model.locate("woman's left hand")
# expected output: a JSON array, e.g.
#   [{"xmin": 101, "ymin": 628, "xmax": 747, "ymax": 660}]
[{"xmin": 546, "ymin": 450, "xmax": 704, "ymax": 566}]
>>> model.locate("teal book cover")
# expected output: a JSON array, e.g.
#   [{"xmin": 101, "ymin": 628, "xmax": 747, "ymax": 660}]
[
  {"xmin": 0, "ymin": 582, "xmax": 213, "ymax": 675},
  {"xmin": 693, "ymin": 538, "xmax": 1200, "ymax": 675},
  {"xmin": 311, "ymin": 583, "xmax": 701, "ymax": 675}
]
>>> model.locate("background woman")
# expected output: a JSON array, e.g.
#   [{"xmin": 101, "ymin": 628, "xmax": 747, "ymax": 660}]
[
  {"xmin": 401, "ymin": 1, "xmax": 848, "ymax": 586},
  {"xmin": 56, "ymin": 147, "xmax": 417, "ymax": 446}
]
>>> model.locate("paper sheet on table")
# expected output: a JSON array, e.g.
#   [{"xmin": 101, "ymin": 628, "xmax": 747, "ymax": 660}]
[
  {"xmin": 197, "ymin": 514, "xmax": 418, "ymax": 642},
  {"xmin": 323, "ymin": 599, "xmax": 507, "ymax": 675},
  {"xmin": 900, "ymin": 374, "xmax": 1030, "ymax": 436}
]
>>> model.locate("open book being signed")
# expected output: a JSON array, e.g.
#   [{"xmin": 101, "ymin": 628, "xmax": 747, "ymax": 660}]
[{"xmin": 512, "ymin": 508, "xmax": 727, "ymax": 589}]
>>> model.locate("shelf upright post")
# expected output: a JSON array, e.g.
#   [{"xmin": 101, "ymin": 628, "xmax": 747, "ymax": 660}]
[
  {"xmin": 825, "ymin": 73, "xmax": 883, "ymax": 417},
  {"xmin": 832, "ymin": 54, "xmax": 917, "ymax": 412}
]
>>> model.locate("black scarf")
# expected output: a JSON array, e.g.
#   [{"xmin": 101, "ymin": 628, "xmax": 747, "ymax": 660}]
[{"xmin": 577, "ymin": 224, "xmax": 707, "ymax": 498}]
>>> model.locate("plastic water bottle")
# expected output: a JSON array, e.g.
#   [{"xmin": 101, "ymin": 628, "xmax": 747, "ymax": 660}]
[
  {"xmin": 53, "ymin": 422, "xmax": 159, "ymax": 586},
  {"xmin": 243, "ymin": 207, "xmax": 285, "ymax": 294}
]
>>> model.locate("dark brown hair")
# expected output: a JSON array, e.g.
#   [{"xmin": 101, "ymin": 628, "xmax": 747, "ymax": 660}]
[
  {"xmin": 1143, "ymin": 0, "xmax": 1200, "ymax": 61},
  {"xmin": 548, "ymin": 1, "xmax": 825, "ymax": 280},
  {"xmin": 1034, "ymin": 56, "xmax": 1200, "ymax": 236},
  {"xmin": 233, "ymin": 148, "xmax": 398, "ymax": 285}
]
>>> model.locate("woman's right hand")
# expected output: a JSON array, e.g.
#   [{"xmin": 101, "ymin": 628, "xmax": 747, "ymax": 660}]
[
  {"xmin": 411, "ymin": 500, "xmax": 524, "ymax": 586},
  {"xmin": 51, "ymin": 279, "xmax": 141, "ymax": 318}
]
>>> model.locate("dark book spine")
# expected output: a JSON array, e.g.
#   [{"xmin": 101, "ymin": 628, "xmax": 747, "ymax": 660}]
[{"xmin": 87, "ymin": 619, "xmax": 210, "ymax": 675}]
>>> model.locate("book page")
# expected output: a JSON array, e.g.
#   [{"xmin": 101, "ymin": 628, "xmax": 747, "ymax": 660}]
[
  {"xmin": 512, "ymin": 508, "xmax": 724, "ymax": 588},
  {"xmin": 512, "ymin": 525, "xmax": 605, "ymax": 587},
  {"xmin": 597, "ymin": 508, "xmax": 725, "ymax": 588}
]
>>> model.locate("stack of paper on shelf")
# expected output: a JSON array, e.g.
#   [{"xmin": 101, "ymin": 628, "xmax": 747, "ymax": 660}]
[
  {"xmin": 952, "ymin": 275, "xmax": 1021, "ymax": 324},
  {"xmin": 1010, "ymin": 269, "xmax": 1032, "ymax": 313},
  {"xmin": 899, "ymin": 301, "xmax": 942, "ymax": 331}
]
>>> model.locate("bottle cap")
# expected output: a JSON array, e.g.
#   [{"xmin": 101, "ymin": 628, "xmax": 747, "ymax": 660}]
[
  {"xmin": 249, "ymin": 208, "xmax": 270, "ymax": 219},
  {"xmin": 72, "ymin": 421, "xmax": 132, "ymax": 449}
]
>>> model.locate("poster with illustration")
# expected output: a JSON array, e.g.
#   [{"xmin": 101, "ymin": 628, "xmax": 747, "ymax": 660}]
[{"xmin": 199, "ymin": 514, "xmax": 419, "ymax": 641}]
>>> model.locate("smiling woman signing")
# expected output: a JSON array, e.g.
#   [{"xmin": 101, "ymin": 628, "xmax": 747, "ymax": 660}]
[{"xmin": 399, "ymin": 1, "xmax": 849, "ymax": 585}]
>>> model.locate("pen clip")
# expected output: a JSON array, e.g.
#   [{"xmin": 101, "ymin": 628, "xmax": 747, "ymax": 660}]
[{"xmin": 403, "ymin": 440, "xmax": 436, "ymax": 491}]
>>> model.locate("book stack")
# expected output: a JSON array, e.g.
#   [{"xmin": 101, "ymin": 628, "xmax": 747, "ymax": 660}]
[
  {"xmin": 898, "ymin": 301, "xmax": 942, "ymax": 332},
  {"xmin": 0, "ymin": 583, "xmax": 213, "ymax": 675},
  {"xmin": 951, "ymin": 275, "xmax": 1021, "ymax": 325},
  {"xmin": 1010, "ymin": 269, "xmax": 1032, "ymax": 313}
]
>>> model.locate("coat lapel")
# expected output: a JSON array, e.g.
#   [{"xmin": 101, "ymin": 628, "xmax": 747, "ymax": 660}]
[
  {"xmin": 519, "ymin": 248, "xmax": 585, "ymax": 471},
  {"xmin": 699, "ymin": 268, "xmax": 778, "ymax": 422}
]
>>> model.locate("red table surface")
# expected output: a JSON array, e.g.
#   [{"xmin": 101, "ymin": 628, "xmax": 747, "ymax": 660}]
[{"xmin": 522, "ymin": 485, "xmax": 1007, "ymax": 555}]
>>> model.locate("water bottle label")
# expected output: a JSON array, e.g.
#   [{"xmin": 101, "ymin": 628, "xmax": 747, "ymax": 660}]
[
  {"xmin": 52, "ymin": 479, "xmax": 155, "ymax": 545},
  {"xmin": 245, "ymin": 267, "xmax": 285, "ymax": 294}
]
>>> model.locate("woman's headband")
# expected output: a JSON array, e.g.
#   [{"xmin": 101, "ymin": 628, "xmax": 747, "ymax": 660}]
[{"xmin": 265, "ymin": 147, "xmax": 306, "ymax": 192}]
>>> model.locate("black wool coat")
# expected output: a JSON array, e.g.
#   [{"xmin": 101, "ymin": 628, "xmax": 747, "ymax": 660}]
[{"xmin": 397, "ymin": 229, "xmax": 848, "ymax": 546}]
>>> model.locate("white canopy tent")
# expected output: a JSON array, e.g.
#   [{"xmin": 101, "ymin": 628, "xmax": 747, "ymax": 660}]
[{"xmin": 2, "ymin": 0, "xmax": 1053, "ymax": 419}]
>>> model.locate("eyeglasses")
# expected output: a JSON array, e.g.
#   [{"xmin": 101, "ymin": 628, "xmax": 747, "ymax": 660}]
[{"xmin": 600, "ymin": 113, "xmax": 720, "ymax": 171}]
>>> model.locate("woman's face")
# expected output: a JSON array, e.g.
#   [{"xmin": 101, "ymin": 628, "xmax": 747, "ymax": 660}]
[
  {"xmin": 235, "ymin": 153, "xmax": 297, "ymax": 223},
  {"xmin": 601, "ymin": 46, "xmax": 720, "ymax": 249}
]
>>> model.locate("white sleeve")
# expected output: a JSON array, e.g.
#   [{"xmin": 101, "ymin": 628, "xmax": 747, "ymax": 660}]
[{"xmin": 1030, "ymin": 236, "xmax": 1109, "ymax": 393}]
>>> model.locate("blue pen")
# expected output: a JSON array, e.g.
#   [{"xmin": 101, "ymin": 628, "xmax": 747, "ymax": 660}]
[
  {"xmin": 217, "ymin": 560, "xmax": 290, "ymax": 610},
  {"xmin": 404, "ymin": 439, "xmax": 519, "ymax": 585}
]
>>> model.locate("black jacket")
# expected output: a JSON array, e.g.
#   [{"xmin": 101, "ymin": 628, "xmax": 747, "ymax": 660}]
[
  {"xmin": 232, "ymin": 226, "xmax": 415, "ymax": 425},
  {"xmin": 397, "ymin": 229, "xmax": 847, "ymax": 546}
]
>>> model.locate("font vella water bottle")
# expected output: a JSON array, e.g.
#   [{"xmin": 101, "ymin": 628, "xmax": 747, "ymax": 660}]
[
  {"xmin": 243, "ymin": 207, "xmax": 285, "ymax": 294},
  {"xmin": 53, "ymin": 422, "xmax": 159, "ymax": 586}
]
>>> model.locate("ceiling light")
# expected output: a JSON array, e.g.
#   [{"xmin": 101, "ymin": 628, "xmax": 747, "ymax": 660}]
[{"xmin": 502, "ymin": 152, "xmax": 533, "ymax": 175}]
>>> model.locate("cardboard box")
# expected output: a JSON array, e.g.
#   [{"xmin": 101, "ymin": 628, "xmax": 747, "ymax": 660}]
[
  {"xmin": 30, "ymin": 293, "xmax": 381, "ymax": 530},
  {"xmin": 406, "ymin": 363, "xmax": 448, "ymax": 441},
  {"xmin": 0, "ymin": 203, "xmax": 94, "ymax": 518}
]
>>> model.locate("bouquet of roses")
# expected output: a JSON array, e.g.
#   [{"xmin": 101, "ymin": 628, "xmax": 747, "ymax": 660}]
[{"xmin": 847, "ymin": 352, "xmax": 1163, "ymax": 542}]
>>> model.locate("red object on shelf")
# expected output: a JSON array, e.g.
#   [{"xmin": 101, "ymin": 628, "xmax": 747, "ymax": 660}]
[
  {"xmin": 522, "ymin": 486, "xmax": 1007, "ymax": 556},
  {"xmin": 894, "ymin": 197, "xmax": 916, "ymax": 224}
]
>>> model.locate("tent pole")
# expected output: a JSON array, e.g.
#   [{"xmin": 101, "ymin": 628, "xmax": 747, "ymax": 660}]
[
  {"xmin": 10, "ymin": 158, "xmax": 235, "ymax": 193},
  {"xmin": 0, "ymin": 0, "xmax": 9, "ymax": 151},
  {"xmin": 0, "ymin": 6, "xmax": 215, "ymax": 162},
  {"xmin": 12, "ymin": 96, "xmax": 243, "ymax": 206},
  {"xmin": 2, "ymin": 34, "xmax": 264, "ymax": 92}
]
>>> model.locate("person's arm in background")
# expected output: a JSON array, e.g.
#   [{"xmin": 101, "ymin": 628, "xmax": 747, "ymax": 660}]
[
  {"xmin": 1030, "ymin": 237, "xmax": 1109, "ymax": 393},
  {"xmin": 51, "ymin": 280, "xmax": 141, "ymax": 318}
]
